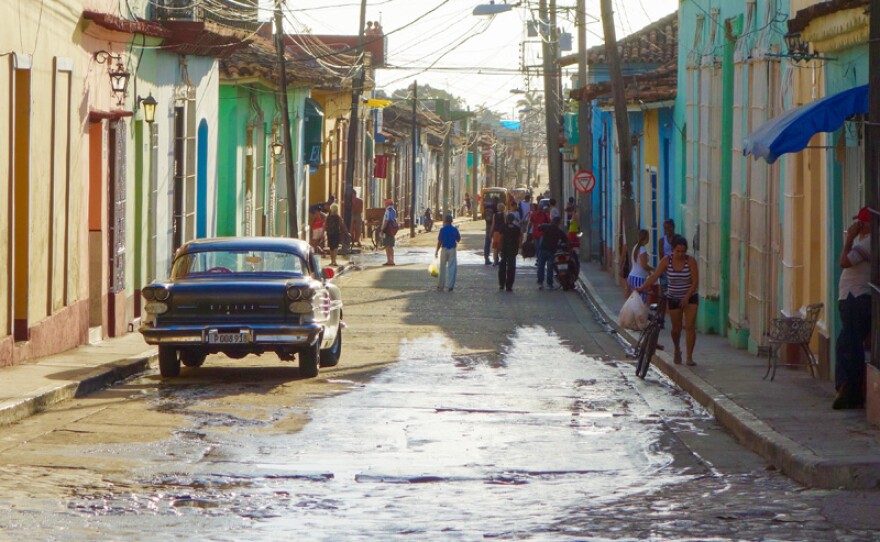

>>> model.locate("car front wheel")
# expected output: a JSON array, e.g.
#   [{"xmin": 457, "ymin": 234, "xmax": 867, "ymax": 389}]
[
  {"xmin": 158, "ymin": 346, "xmax": 181, "ymax": 378},
  {"xmin": 299, "ymin": 340, "xmax": 321, "ymax": 378},
  {"xmin": 180, "ymin": 349, "xmax": 207, "ymax": 368},
  {"xmin": 320, "ymin": 327, "xmax": 342, "ymax": 367}
]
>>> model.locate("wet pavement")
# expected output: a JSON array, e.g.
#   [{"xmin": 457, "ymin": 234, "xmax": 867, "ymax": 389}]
[{"xmin": 0, "ymin": 222, "xmax": 877, "ymax": 540}]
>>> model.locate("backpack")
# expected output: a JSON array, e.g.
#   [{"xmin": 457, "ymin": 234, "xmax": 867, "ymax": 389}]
[{"xmin": 384, "ymin": 218, "xmax": 399, "ymax": 237}]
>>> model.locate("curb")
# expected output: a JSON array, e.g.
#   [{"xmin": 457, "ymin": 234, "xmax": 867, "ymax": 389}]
[
  {"xmin": 0, "ymin": 352, "xmax": 155, "ymax": 428},
  {"xmin": 576, "ymin": 272, "xmax": 880, "ymax": 490}
]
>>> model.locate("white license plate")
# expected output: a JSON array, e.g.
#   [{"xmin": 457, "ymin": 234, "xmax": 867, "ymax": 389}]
[{"xmin": 208, "ymin": 331, "xmax": 251, "ymax": 344}]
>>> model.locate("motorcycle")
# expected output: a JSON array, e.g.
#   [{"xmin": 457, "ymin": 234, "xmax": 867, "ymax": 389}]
[
  {"xmin": 553, "ymin": 233, "xmax": 582, "ymax": 291},
  {"xmin": 423, "ymin": 209, "xmax": 434, "ymax": 232}
]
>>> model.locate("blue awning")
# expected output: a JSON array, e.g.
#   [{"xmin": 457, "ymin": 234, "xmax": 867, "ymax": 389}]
[
  {"xmin": 500, "ymin": 120, "xmax": 521, "ymax": 131},
  {"xmin": 743, "ymin": 84, "xmax": 868, "ymax": 164}
]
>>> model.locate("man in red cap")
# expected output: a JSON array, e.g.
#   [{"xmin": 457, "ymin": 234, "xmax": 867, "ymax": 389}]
[{"xmin": 834, "ymin": 206, "xmax": 873, "ymax": 409}]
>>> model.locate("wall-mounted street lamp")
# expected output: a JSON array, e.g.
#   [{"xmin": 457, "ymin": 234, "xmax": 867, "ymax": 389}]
[
  {"xmin": 272, "ymin": 139, "xmax": 284, "ymax": 159},
  {"xmin": 780, "ymin": 31, "xmax": 834, "ymax": 62},
  {"xmin": 94, "ymin": 50, "xmax": 131, "ymax": 106},
  {"xmin": 136, "ymin": 93, "xmax": 158, "ymax": 124}
]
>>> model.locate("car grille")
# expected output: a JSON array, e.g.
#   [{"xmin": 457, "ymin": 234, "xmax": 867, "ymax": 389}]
[
  {"xmin": 161, "ymin": 302, "xmax": 288, "ymax": 324},
  {"xmin": 202, "ymin": 303, "xmax": 282, "ymax": 315}
]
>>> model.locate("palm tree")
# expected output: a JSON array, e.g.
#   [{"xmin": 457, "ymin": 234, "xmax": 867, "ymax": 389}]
[{"xmin": 516, "ymin": 92, "xmax": 546, "ymax": 189}]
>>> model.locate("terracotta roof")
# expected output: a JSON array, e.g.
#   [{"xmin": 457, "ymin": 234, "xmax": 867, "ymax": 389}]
[
  {"xmin": 220, "ymin": 35, "xmax": 352, "ymax": 89},
  {"xmin": 162, "ymin": 21, "xmax": 252, "ymax": 58},
  {"xmin": 560, "ymin": 11, "xmax": 678, "ymax": 67},
  {"xmin": 570, "ymin": 61, "xmax": 677, "ymax": 105},
  {"xmin": 788, "ymin": 0, "xmax": 870, "ymax": 34},
  {"xmin": 82, "ymin": 10, "xmax": 172, "ymax": 38},
  {"xmin": 378, "ymin": 102, "xmax": 448, "ymax": 147}
]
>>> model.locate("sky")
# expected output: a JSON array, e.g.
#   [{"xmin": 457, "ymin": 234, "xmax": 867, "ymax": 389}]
[{"xmin": 269, "ymin": 0, "xmax": 679, "ymax": 119}]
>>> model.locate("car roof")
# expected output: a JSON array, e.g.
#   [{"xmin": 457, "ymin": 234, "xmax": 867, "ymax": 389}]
[{"xmin": 177, "ymin": 237, "xmax": 311, "ymax": 255}]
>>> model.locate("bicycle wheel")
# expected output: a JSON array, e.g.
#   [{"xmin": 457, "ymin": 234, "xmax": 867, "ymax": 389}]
[
  {"xmin": 635, "ymin": 325, "xmax": 660, "ymax": 379},
  {"xmin": 373, "ymin": 226, "xmax": 383, "ymax": 250},
  {"xmin": 631, "ymin": 326, "xmax": 651, "ymax": 359}
]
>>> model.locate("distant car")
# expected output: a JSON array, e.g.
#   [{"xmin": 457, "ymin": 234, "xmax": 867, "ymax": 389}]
[{"xmin": 139, "ymin": 237, "xmax": 343, "ymax": 378}]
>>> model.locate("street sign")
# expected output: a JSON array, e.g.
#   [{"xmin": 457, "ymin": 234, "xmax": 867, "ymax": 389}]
[{"xmin": 573, "ymin": 170, "xmax": 596, "ymax": 194}]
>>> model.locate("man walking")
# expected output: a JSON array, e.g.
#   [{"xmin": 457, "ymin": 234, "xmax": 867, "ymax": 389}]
[
  {"xmin": 351, "ymin": 190, "xmax": 364, "ymax": 246},
  {"xmin": 498, "ymin": 213, "xmax": 521, "ymax": 292},
  {"xmin": 435, "ymin": 215, "xmax": 460, "ymax": 291},
  {"xmin": 519, "ymin": 194, "xmax": 532, "ymax": 233},
  {"xmin": 483, "ymin": 196, "xmax": 498, "ymax": 265},
  {"xmin": 381, "ymin": 198, "xmax": 397, "ymax": 266},
  {"xmin": 833, "ymin": 206, "xmax": 873, "ymax": 409}
]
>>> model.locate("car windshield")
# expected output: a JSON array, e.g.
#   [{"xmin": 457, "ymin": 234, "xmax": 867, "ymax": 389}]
[{"xmin": 171, "ymin": 249, "xmax": 306, "ymax": 279}]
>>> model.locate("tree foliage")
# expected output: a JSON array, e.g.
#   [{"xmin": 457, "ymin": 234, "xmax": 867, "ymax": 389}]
[{"xmin": 391, "ymin": 83, "xmax": 465, "ymax": 111}]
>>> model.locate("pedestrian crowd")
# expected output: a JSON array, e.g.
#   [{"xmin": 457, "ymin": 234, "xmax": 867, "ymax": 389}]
[{"xmin": 379, "ymin": 190, "xmax": 875, "ymax": 412}]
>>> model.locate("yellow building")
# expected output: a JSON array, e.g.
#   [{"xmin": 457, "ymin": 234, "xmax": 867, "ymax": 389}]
[{"xmin": 0, "ymin": 0, "xmax": 96, "ymax": 364}]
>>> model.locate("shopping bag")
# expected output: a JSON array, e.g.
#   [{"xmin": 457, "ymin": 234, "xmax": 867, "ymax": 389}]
[
  {"xmin": 618, "ymin": 292, "xmax": 648, "ymax": 330},
  {"xmin": 428, "ymin": 256, "xmax": 440, "ymax": 277}
]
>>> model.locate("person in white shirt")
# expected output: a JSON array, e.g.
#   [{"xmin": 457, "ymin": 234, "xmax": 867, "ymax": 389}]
[
  {"xmin": 519, "ymin": 194, "xmax": 532, "ymax": 227},
  {"xmin": 627, "ymin": 229, "xmax": 653, "ymax": 302},
  {"xmin": 833, "ymin": 206, "xmax": 872, "ymax": 409}
]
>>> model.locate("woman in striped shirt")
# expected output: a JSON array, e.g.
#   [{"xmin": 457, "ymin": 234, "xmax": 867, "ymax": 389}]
[{"xmin": 637, "ymin": 235, "xmax": 700, "ymax": 366}]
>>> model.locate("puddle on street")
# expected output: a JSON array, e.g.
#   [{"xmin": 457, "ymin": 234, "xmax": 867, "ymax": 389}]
[{"xmin": 54, "ymin": 326, "xmax": 716, "ymax": 540}]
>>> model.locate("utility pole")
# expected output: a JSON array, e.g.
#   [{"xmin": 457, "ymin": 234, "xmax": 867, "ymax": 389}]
[
  {"xmin": 868, "ymin": 0, "xmax": 880, "ymax": 369},
  {"xmin": 539, "ymin": 0, "xmax": 562, "ymax": 199},
  {"xmin": 576, "ymin": 0, "xmax": 593, "ymax": 261},
  {"xmin": 600, "ymin": 0, "xmax": 637, "ymax": 255},
  {"xmin": 344, "ymin": 0, "xmax": 368, "ymax": 233},
  {"xmin": 471, "ymin": 130, "xmax": 479, "ymax": 219},
  {"xmin": 410, "ymin": 81, "xmax": 418, "ymax": 237},
  {"xmin": 442, "ymin": 101, "xmax": 451, "ymax": 217},
  {"xmin": 274, "ymin": 0, "xmax": 298, "ymax": 237}
]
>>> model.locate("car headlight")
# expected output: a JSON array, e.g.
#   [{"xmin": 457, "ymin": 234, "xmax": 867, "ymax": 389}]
[
  {"xmin": 142, "ymin": 287, "xmax": 156, "ymax": 301},
  {"xmin": 144, "ymin": 302, "xmax": 169, "ymax": 315},
  {"xmin": 154, "ymin": 287, "xmax": 170, "ymax": 301},
  {"xmin": 286, "ymin": 286, "xmax": 302, "ymax": 301},
  {"xmin": 288, "ymin": 286, "xmax": 314, "ymax": 300}
]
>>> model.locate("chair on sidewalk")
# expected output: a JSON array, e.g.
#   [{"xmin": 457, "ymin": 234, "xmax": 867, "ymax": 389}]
[{"xmin": 764, "ymin": 303, "xmax": 823, "ymax": 381}]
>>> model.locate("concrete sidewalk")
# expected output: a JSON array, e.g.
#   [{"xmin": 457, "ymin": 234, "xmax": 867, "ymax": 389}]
[
  {"xmin": 0, "ymin": 334, "xmax": 155, "ymax": 427},
  {"xmin": 578, "ymin": 260, "xmax": 880, "ymax": 489}
]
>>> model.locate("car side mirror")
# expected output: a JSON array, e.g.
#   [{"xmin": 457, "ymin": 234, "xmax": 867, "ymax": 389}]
[{"xmin": 322, "ymin": 267, "xmax": 335, "ymax": 280}]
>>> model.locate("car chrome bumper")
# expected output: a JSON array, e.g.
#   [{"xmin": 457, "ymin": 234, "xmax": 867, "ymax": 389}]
[{"xmin": 140, "ymin": 323, "xmax": 323, "ymax": 346}]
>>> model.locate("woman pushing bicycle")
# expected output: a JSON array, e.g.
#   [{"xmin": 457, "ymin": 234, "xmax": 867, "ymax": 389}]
[{"xmin": 636, "ymin": 235, "xmax": 700, "ymax": 366}]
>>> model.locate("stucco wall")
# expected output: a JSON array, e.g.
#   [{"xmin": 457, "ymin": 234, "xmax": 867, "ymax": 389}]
[{"xmin": 0, "ymin": 0, "xmax": 91, "ymax": 359}]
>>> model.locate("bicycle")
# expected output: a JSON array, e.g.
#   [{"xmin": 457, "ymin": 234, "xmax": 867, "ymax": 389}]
[{"xmin": 634, "ymin": 292, "xmax": 667, "ymax": 379}]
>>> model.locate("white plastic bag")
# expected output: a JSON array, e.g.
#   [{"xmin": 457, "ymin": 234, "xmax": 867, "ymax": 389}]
[
  {"xmin": 428, "ymin": 256, "xmax": 440, "ymax": 277},
  {"xmin": 618, "ymin": 292, "xmax": 648, "ymax": 331}
]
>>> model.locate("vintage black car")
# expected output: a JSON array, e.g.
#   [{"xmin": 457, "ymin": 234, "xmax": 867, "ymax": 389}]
[{"xmin": 139, "ymin": 237, "xmax": 343, "ymax": 378}]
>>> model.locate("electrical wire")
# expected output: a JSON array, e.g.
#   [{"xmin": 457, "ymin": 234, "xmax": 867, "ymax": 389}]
[{"xmin": 389, "ymin": 19, "xmax": 488, "ymax": 69}]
